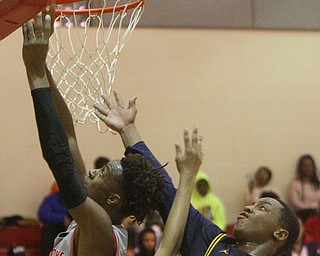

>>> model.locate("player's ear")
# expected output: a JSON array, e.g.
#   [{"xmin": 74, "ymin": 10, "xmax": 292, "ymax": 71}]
[
  {"xmin": 107, "ymin": 194, "xmax": 120, "ymax": 205},
  {"xmin": 273, "ymin": 228, "xmax": 289, "ymax": 241}
]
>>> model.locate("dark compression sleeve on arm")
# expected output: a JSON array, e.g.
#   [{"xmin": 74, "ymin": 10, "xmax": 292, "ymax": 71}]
[{"xmin": 31, "ymin": 88, "xmax": 87, "ymax": 209}]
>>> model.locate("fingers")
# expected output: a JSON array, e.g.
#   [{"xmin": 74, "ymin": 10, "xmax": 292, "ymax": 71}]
[
  {"xmin": 22, "ymin": 23, "xmax": 28, "ymax": 44},
  {"xmin": 176, "ymin": 128, "xmax": 204, "ymax": 175},
  {"xmin": 42, "ymin": 2, "xmax": 55, "ymax": 36},
  {"xmin": 23, "ymin": 11, "xmax": 52, "ymax": 44},
  {"xmin": 198, "ymin": 135, "xmax": 203, "ymax": 155},
  {"xmin": 101, "ymin": 94, "xmax": 113, "ymax": 109},
  {"xmin": 192, "ymin": 127, "xmax": 203, "ymax": 155},
  {"xmin": 93, "ymin": 101, "xmax": 110, "ymax": 125},
  {"xmin": 93, "ymin": 102, "xmax": 109, "ymax": 116},
  {"xmin": 26, "ymin": 20, "xmax": 35, "ymax": 43},
  {"xmin": 48, "ymin": 3, "xmax": 56, "ymax": 36},
  {"xmin": 94, "ymin": 91, "xmax": 125, "ymax": 116},
  {"xmin": 48, "ymin": 2, "xmax": 56, "ymax": 21},
  {"xmin": 128, "ymin": 96, "xmax": 138, "ymax": 110},
  {"xmin": 35, "ymin": 12, "xmax": 44, "ymax": 39},
  {"xmin": 114, "ymin": 90, "xmax": 124, "ymax": 108},
  {"xmin": 114, "ymin": 90, "xmax": 138, "ymax": 112},
  {"xmin": 101, "ymin": 91, "xmax": 137, "ymax": 113},
  {"xmin": 183, "ymin": 129, "xmax": 191, "ymax": 153},
  {"xmin": 199, "ymin": 137, "xmax": 204, "ymax": 161},
  {"xmin": 182, "ymin": 127, "xmax": 203, "ymax": 155},
  {"xmin": 94, "ymin": 109, "xmax": 109, "ymax": 123},
  {"xmin": 44, "ymin": 15, "xmax": 52, "ymax": 40},
  {"xmin": 192, "ymin": 127, "xmax": 198, "ymax": 148},
  {"xmin": 175, "ymin": 144, "xmax": 182, "ymax": 160}
]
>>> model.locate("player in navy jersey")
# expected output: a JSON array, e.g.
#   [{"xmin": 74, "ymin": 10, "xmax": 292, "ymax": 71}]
[{"xmin": 94, "ymin": 92, "xmax": 300, "ymax": 256}]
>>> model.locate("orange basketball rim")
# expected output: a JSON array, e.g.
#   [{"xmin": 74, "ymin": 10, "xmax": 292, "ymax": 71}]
[
  {"xmin": 0, "ymin": 0, "xmax": 145, "ymax": 41},
  {"xmin": 55, "ymin": 0, "xmax": 145, "ymax": 16},
  {"xmin": 0, "ymin": 0, "xmax": 52, "ymax": 41}
]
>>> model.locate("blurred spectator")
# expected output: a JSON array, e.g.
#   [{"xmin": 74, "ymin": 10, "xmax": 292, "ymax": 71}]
[
  {"xmin": 143, "ymin": 211, "xmax": 163, "ymax": 249},
  {"xmin": 304, "ymin": 214, "xmax": 320, "ymax": 249},
  {"xmin": 191, "ymin": 170, "xmax": 226, "ymax": 230},
  {"xmin": 124, "ymin": 211, "xmax": 163, "ymax": 255},
  {"xmin": 38, "ymin": 182, "xmax": 72, "ymax": 256},
  {"xmin": 288, "ymin": 154, "xmax": 320, "ymax": 222},
  {"xmin": 284, "ymin": 218, "xmax": 319, "ymax": 256},
  {"xmin": 7, "ymin": 245, "xmax": 27, "ymax": 256},
  {"xmin": 245, "ymin": 166, "xmax": 280, "ymax": 205},
  {"xmin": 136, "ymin": 228, "xmax": 157, "ymax": 256},
  {"xmin": 55, "ymin": 2, "xmax": 88, "ymax": 28},
  {"xmin": 94, "ymin": 156, "xmax": 110, "ymax": 169}
]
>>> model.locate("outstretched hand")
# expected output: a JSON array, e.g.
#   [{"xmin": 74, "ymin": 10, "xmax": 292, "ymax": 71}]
[
  {"xmin": 22, "ymin": 4, "xmax": 55, "ymax": 71},
  {"xmin": 175, "ymin": 128, "xmax": 204, "ymax": 178},
  {"xmin": 155, "ymin": 128, "xmax": 203, "ymax": 256},
  {"xmin": 93, "ymin": 90, "xmax": 138, "ymax": 133}
]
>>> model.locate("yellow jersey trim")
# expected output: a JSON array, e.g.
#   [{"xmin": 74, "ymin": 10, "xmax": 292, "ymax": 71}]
[{"xmin": 204, "ymin": 233, "xmax": 227, "ymax": 256}]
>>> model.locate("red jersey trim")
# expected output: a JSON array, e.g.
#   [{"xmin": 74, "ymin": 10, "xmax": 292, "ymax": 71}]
[{"xmin": 113, "ymin": 229, "xmax": 120, "ymax": 256}]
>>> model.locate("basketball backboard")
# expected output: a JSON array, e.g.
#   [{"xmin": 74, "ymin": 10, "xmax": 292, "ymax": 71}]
[{"xmin": 0, "ymin": 0, "xmax": 52, "ymax": 41}]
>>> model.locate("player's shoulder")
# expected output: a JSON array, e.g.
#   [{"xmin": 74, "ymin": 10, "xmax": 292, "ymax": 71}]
[
  {"xmin": 203, "ymin": 231, "xmax": 251, "ymax": 256},
  {"xmin": 216, "ymin": 247, "xmax": 251, "ymax": 256},
  {"xmin": 210, "ymin": 239, "xmax": 251, "ymax": 256}
]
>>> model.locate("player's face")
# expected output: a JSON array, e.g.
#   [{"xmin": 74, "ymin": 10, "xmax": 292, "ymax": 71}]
[
  {"xmin": 233, "ymin": 197, "xmax": 283, "ymax": 244},
  {"xmin": 85, "ymin": 160, "xmax": 123, "ymax": 203}
]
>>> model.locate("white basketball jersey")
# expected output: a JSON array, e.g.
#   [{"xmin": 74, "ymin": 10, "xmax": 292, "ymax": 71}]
[{"xmin": 50, "ymin": 221, "xmax": 128, "ymax": 256}]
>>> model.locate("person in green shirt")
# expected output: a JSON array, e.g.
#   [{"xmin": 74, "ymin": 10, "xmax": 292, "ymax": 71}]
[{"xmin": 191, "ymin": 170, "xmax": 226, "ymax": 230}]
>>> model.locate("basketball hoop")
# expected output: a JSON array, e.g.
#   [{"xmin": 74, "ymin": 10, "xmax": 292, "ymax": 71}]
[{"xmin": 47, "ymin": 0, "xmax": 145, "ymax": 132}]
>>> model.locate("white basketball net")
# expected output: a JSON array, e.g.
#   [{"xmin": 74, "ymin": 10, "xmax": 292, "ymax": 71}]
[{"xmin": 47, "ymin": 0, "xmax": 144, "ymax": 132}]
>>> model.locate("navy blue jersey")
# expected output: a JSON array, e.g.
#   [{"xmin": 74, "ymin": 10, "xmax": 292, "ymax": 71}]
[{"xmin": 126, "ymin": 142, "xmax": 251, "ymax": 256}]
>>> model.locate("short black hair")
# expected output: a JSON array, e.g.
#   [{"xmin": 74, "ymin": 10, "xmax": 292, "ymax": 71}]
[
  {"xmin": 260, "ymin": 191, "xmax": 280, "ymax": 200},
  {"xmin": 120, "ymin": 154, "xmax": 166, "ymax": 224},
  {"xmin": 275, "ymin": 199, "xmax": 300, "ymax": 255},
  {"xmin": 94, "ymin": 156, "xmax": 110, "ymax": 169},
  {"xmin": 256, "ymin": 166, "xmax": 272, "ymax": 182}
]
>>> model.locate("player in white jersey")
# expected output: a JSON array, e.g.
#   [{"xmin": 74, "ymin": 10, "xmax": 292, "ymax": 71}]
[
  {"xmin": 50, "ymin": 221, "xmax": 127, "ymax": 256},
  {"xmin": 49, "ymin": 127, "xmax": 204, "ymax": 256},
  {"xmin": 22, "ymin": 6, "xmax": 165, "ymax": 256}
]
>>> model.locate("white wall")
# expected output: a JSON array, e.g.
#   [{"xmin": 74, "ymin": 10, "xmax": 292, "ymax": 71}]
[{"xmin": 1, "ymin": 27, "xmax": 320, "ymax": 224}]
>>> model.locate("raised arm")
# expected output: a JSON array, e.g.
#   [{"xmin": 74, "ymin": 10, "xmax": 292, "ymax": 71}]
[
  {"xmin": 22, "ymin": 8, "xmax": 87, "ymax": 218},
  {"xmin": 155, "ymin": 128, "xmax": 203, "ymax": 256},
  {"xmin": 45, "ymin": 66, "xmax": 86, "ymax": 180},
  {"xmin": 23, "ymin": 10, "xmax": 115, "ymax": 255}
]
